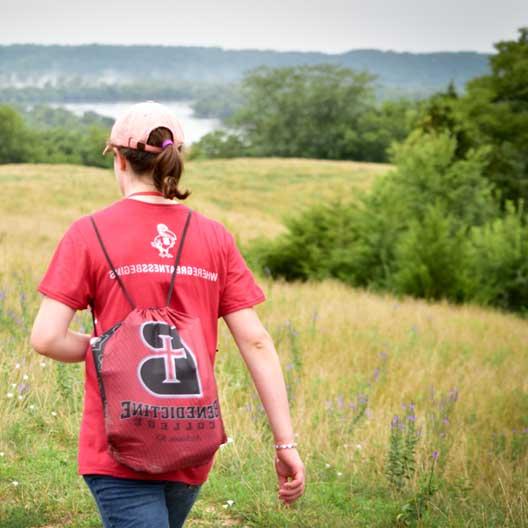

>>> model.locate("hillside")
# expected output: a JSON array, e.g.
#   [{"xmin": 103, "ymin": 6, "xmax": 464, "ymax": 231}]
[
  {"xmin": 0, "ymin": 44, "xmax": 490, "ymax": 95},
  {"xmin": 0, "ymin": 158, "xmax": 390, "ymax": 273},
  {"xmin": 1, "ymin": 160, "xmax": 527, "ymax": 527}
]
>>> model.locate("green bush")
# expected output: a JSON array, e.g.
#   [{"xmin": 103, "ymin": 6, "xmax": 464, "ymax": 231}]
[
  {"xmin": 390, "ymin": 202, "xmax": 468, "ymax": 301},
  {"xmin": 464, "ymin": 201, "xmax": 528, "ymax": 312},
  {"xmin": 248, "ymin": 200, "xmax": 356, "ymax": 282}
]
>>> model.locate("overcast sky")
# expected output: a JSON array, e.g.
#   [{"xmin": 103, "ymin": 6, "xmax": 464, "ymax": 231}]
[{"xmin": 1, "ymin": 0, "xmax": 526, "ymax": 53}]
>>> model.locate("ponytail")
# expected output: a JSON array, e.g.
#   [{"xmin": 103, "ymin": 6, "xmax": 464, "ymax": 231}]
[
  {"xmin": 117, "ymin": 127, "xmax": 191, "ymax": 200},
  {"xmin": 151, "ymin": 142, "xmax": 189, "ymax": 200}
]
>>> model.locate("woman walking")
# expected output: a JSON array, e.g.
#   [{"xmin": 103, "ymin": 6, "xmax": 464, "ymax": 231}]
[{"xmin": 30, "ymin": 101, "xmax": 305, "ymax": 528}]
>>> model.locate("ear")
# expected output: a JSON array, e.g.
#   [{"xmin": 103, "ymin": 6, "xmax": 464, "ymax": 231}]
[{"xmin": 115, "ymin": 149, "xmax": 127, "ymax": 172}]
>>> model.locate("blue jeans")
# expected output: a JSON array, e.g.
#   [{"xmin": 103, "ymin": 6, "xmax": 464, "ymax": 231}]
[{"xmin": 83, "ymin": 474, "xmax": 202, "ymax": 528}]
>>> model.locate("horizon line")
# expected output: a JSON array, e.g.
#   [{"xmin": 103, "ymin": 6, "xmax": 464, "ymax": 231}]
[{"xmin": 0, "ymin": 41, "xmax": 494, "ymax": 56}]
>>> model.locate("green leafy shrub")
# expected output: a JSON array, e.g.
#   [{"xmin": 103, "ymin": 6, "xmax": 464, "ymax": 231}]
[
  {"xmin": 464, "ymin": 201, "xmax": 528, "ymax": 312},
  {"xmin": 390, "ymin": 203, "xmax": 468, "ymax": 301},
  {"xmin": 248, "ymin": 199, "xmax": 356, "ymax": 281}
]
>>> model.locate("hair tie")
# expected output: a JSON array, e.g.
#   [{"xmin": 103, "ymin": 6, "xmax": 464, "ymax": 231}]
[{"xmin": 162, "ymin": 139, "xmax": 174, "ymax": 149}]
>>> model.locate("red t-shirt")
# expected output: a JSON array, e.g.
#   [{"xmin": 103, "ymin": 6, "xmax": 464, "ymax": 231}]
[{"xmin": 37, "ymin": 197, "xmax": 266, "ymax": 484}]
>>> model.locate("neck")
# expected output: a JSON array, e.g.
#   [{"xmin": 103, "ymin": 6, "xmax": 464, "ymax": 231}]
[
  {"xmin": 123, "ymin": 179, "xmax": 157, "ymax": 197},
  {"xmin": 120, "ymin": 174, "xmax": 175, "ymax": 203}
]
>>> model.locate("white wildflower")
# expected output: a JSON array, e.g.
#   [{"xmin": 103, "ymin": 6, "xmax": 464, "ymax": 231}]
[
  {"xmin": 355, "ymin": 444, "xmax": 362, "ymax": 450},
  {"xmin": 18, "ymin": 395, "xmax": 23, "ymax": 400},
  {"xmin": 15, "ymin": 363, "xmax": 20, "ymax": 369},
  {"xmin": 12, "ymin": 481, "xmax": 19, "ymax": 487},
  {"xmin": 29, "ymin": 404, "xmax": 35, "ymax": 410},
  {"xmin": 51, "ymin": 411, "xmax": 57, "ymax": 417},
  {"xmin": 325, "ymin": 463, "xmax": 331, "ymax": 468},
  {"xmin": 22, "ymin": 374, "xmax": 29, "ymax": 381},
  {"xmin": 337, "ymin": 472, "xmax": 343, "ymax": 476},
  {"xmin": 0, "ymin": 452, "xmax": 4, "ymax": 457},
  {"xmin": 221, "ymin": 436, "xmax": 234, "ymax": 448},
  {"xmin": 40, "ymin": 362, "xmax": 47, "ymax": 367},
  {"xmin": 7, "ymin": 393, "xmax": 14, "ymax": 399}
]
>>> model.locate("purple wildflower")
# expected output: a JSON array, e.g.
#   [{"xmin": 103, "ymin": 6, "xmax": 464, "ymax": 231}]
[
  {"xmin": 19, "ymin": 292, "xmax": 27, "ymax": 306},
  {"xmin": 7, "ymin": 310, "xmax": 23, "ymax": 326},
  {"xmin": 357, "ymin": 394, "xmax": 368, "ymax": 405},
  {"xmin": 17, "ymin": 383, "xmax": 30, "ymax": 395},
  {"xmin": 432, "ymin": 450, "xmax": 439, "ymax": 461}
]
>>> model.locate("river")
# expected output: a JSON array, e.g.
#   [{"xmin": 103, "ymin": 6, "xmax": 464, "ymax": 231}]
[{"xmin": 47, "ymin": 100, "xmax": 222, "ymax": 145}]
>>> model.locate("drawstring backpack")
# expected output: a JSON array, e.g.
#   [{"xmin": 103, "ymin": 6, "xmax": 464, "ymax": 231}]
[{"xmin": 88, "ymin": 209, "xmax": 228, "ymax": 474}]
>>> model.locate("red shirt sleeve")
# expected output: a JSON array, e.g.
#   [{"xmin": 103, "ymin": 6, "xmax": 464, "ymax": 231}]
[
  {"xmin": 37, "ymin": 219, "xmax": 92, "ymax": 311},
  {"xmin": 218, "ymin": 229, "xmax": 266, "ymax": 318}
]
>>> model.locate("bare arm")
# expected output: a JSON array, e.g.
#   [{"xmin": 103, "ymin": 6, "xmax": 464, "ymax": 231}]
[
  {"xmin": 223, "ymin": 307, "xmax": 305, "ymax": 505},
  {"xmin": 30, "ymin": 295, "xmax": 90, "ymax": 363}
]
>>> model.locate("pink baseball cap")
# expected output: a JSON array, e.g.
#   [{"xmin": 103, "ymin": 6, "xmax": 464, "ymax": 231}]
[{"xmin": 103, "ymin": 100, "xmax": 185, "ymax": 155}]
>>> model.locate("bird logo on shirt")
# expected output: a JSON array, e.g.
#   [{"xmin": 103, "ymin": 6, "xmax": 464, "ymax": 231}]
[{"xmin": 151, "ymin": 224, "xmax": 177, "ymax": 258}]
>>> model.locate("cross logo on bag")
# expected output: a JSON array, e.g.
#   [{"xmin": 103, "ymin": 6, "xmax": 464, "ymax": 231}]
[{"xmin": 138, "ymin": 321, "xmax": 203, "ymax": 397}]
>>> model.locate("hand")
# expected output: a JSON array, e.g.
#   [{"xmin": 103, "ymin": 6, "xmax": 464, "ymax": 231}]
[{"xmin": 274, "ymin": 448, "xmax": 305, "ymax": 506}]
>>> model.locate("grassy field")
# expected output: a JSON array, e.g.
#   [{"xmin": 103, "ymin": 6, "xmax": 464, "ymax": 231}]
[{"xmin": 1, "ymin": 159, "xmax": 527, "ymax": 527}]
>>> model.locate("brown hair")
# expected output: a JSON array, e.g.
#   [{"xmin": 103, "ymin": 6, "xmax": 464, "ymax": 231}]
[{"xmin": 117, "ymin": 127, "xmax": 191, "ymax": 200}]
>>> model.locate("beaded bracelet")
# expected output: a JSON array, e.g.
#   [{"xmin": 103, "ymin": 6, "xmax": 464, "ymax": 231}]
[{"xmin": 274, "ymin": 442, "xmax": 298, "ymax": 450}]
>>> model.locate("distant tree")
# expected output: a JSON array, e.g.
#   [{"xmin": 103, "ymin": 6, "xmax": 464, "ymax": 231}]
[
  {"xmin": 187, "ymin": 129, "xmax": 249, "ymax": 160},
  {"xmin": 0, "ymin": 105, "xmax": 32, "ymax": 163},
  {"xmin": 460, "ymin": 27, "xmax": 528, "ymax": 206},
  {"xmin": 354, "ymin": 98, "xmax": 419, "ymax": 162},
  {"xmin": 227, "ymin": 64, "xmax": 379, "ymax": 160},
  {"xmin": 417, "ymin": 81, "xmax": 473, "ymax": 160},
  {"xmin": 78, "ymin": 126, "xmax": 114, "ymax": 168}
]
